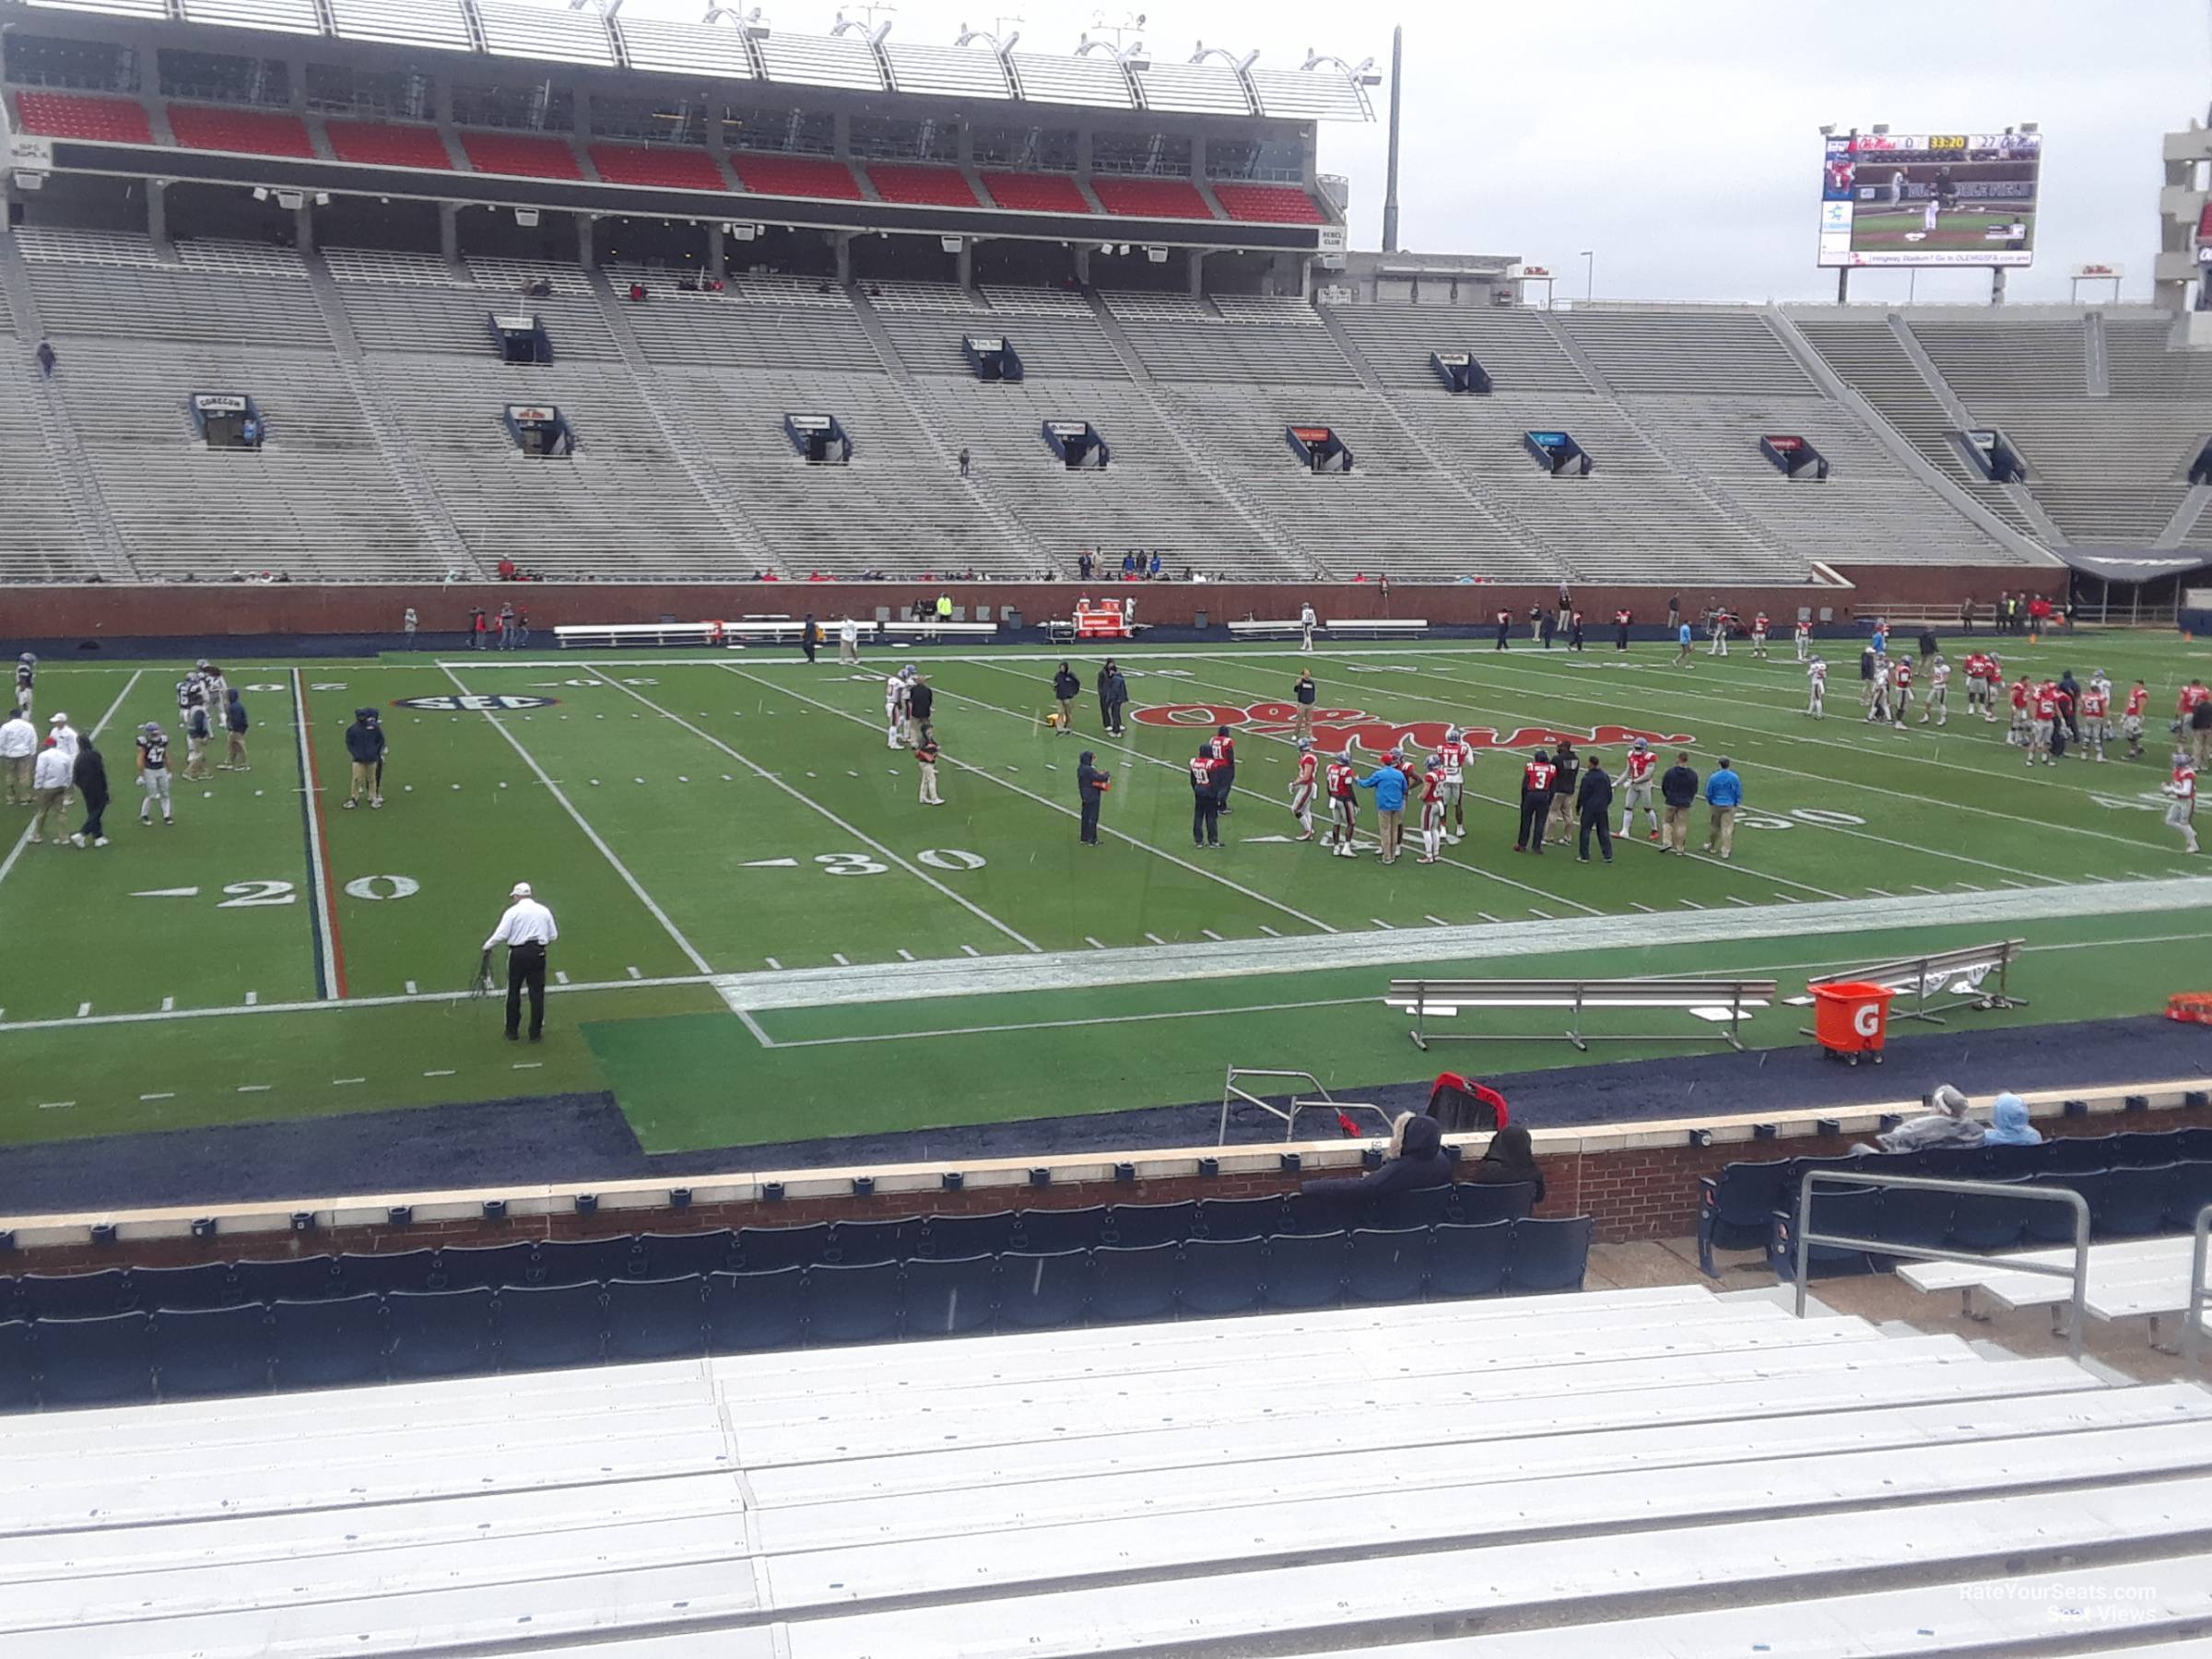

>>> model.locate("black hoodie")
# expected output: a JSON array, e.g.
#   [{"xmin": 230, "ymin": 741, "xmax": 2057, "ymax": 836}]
[
  {"xmin": 72, "ymin": 741, "xmax": 108, "ymax": 807},
  {"xmin": 1077, "ymin": 753, "xmax": 1109, "ymax": 799},
  {"xmin": 345, "ymin": 710, "xmax": 385, "ymax": 765},
  {"xmin": 1300, "ymin": 1114, "xmax": 1453, "ymax": 1204}
]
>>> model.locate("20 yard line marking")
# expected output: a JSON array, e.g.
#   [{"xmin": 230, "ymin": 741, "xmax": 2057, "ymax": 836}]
[
  {"xmin": 613, "ymin": 666, "xmax": 1045, "ymax": 956},
  {"xmin": 441, "ymin": 665, "xmax": 716, "ymax": 977},
  {"xmin": 0, "ymin": 669, "xmax": 140, "ymax": 893}
]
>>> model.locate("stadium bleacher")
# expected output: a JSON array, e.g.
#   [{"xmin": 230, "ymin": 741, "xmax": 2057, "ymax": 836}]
[
  {"xmin": 322, "ymin": 118, "xmax": 453, "ymax": 170},
  {"xmin": 164, "ymin": 104, "xmax": 318, "ymax": 159}
]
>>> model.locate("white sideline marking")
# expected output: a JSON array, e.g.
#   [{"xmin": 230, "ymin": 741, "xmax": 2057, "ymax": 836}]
[
  {"xmin": 0, "ymin": 670, "xmax": 140, "ymax": 894},
  {"xmin": 617, "ymin": 665, "xmax": 1044, "ymax": 956},
  {"xmin": 442, "ymin": 665, "xmax": 715, "ymax": 977},
  {"xmin": 36, "ymin": 1101, "xmax": 73, "ymax": 1112},
  {"xmin": 290, "ymin": 669, "xmax": 341, "ymax": 1003}
]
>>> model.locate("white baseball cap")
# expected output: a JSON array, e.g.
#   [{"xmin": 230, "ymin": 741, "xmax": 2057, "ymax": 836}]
[
  {"xmin": 511, "ymin": 881, "xmax": 533, "ymax": 899},
  {"xmin": 48, "ymin": 712, "xmax": 66, "ymax": 725}
]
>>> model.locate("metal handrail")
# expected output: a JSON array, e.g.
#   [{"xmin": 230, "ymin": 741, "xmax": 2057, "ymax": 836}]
[
  {"xmin": 1792, "ymin": 1170, "xmax": 2092, "ymax": 1363},
  {"xmin": 1218, "ymin": 1066, "xmax": 1389, "ymax": 1145},
  {"xmin": 2187, "ymin": 1203, "xmax": 2212, "ymax": 1368}
]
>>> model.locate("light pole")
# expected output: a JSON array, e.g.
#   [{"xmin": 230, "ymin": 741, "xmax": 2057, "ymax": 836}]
[{"xmin": 1579, "ymin": 249, "xmax": 1594, "ymax": 302}]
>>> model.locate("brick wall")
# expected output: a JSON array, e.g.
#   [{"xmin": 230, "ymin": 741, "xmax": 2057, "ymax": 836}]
[{"xmin": 18, "ymin": 1102, "xmax": 2206, "ymax": 1274}]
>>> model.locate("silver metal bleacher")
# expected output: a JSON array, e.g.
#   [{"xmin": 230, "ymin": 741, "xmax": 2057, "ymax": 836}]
[{"xmin": 1392, "ymin": 974, "xmax": 1777, "ymax": 1053}]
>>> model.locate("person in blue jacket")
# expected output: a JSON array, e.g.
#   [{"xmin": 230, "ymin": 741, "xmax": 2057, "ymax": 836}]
[
  {"xmin": 1358, "ymin": 752, "xmax": 1410, "ymax": 864},
  {"xmin": 1675, "ymin": 618, "xmax": 1695, "ymax": 667},
  {"xmin": 1702, "ymin": 755, "xmax": 1743, "ymax": 859}
]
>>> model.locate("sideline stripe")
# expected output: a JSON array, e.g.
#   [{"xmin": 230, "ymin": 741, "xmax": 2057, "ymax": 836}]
[
  {"xmin": 726, "ymin": 665, "xmax": 1337, "ymax": 937},
  {"xmin": 291, "ymin": 669, "xmax": 346, "ymax": 1000},
  {"xmin": 600, "ymin": 665, "xmax": 1044, "ymax": 955},
  {"xmin": 440, "ymin": 665, "xmax": 714, "ymax": 976},
  {"xmin": 0, "ymin": 669, "xmax": 142, "ymax": 892}
]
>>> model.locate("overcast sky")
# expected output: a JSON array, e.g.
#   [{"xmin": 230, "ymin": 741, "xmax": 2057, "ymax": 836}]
[{"xmin": 625, "ymin": 0, "xmax": 2212, "ymax": 305}]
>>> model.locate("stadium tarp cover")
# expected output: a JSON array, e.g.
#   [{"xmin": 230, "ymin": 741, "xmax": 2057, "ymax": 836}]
[{"xmin": 2050, "ymin": 547, "xmax": 2212, "ymax": 584}]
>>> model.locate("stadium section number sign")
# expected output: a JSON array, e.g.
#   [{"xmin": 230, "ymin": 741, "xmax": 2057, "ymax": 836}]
[
  {"xmin": 1818, "ymin": 130, "xmax": 2041, "ymax": 268},
  {"xmin": 394, "ymin": 694, "xmax": 560, "ymax": 712}
]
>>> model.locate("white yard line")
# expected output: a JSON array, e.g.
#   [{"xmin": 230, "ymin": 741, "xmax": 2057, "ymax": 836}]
[
  {"xmin": 0, "ymin": 669, "xmax": 141, "ymax": 891},
  {"xmin": 441, "ymin": 664, "xmax": 714, "ymax": 976},
  {"xmin": 606, "ymin": 665, "xmax": 1044, "ymax": 955},
  {"xmin": 722, "ymin": 664, "xmax": 1336, "ymax": 937},
  {"xmin": 290, "ymin": 668, "xmax": 340, "ymax": 1001}
]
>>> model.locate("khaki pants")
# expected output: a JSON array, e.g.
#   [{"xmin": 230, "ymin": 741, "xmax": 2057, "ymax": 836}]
[
  {"xmin": 350, "ymin": 759, "xmax": 375, "ymax": 802},
  {"xmin": 30, "ymin": 785, "xmax": 68, "ymax": 840},
  {"xmin": 3, "ymin": 754, "xmax": 29, "ymax": 805},
  {"xmin": 1663, "ymin": 805, "xmax": 1690, "ymax": 851},
  {"xmin": 1056, "ymin": 698, "xmax": 1075, "ymax": 732},
  {"xmin": 1294, "ymin": 706, "xmax": 1313, "ymax": 739},
  {"xmin": 839, "ymin": 638, "xmax": 858, "ymax": 665},
  {"xmin": 1704, "ymin": 805, "xmax": 1737, "ymax": 857},
  {"xmin": 1377, "ymin": 806, "xmax": 1402, "ymax": 861},
  {"xmin": 1547, "ymin": 794, "xmax": 1577, "ymax": 843},
  {"xmin": 918, "ymin": 761, "xmax": 941, "ymax": 805},
  {"xmin": 2194, "ymin": 727, "xmax": 2212, "ymax": 768}
]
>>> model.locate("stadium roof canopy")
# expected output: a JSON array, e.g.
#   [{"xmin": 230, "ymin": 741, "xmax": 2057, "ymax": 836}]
[
  {"xmin": 2050, "ymin": 547, "xmax": 2212, "ymax": 584},
  {"xmin": 9, "ymin": 0, "xmax": 1378, "ymax": 121}
]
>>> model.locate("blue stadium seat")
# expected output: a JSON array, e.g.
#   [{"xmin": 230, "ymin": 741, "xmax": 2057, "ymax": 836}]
[
  {"xmin": 336, "ymin": 1249, "xmax": 440, "ymax": 1298},
  {"xmin": 732, "ymin": 1223, "xmax": 832, "ymax": 1275},
  {"xmin": 917, "ymin": 1211, "xmax": 1018, "ymax": 1259},
  {"xmin": 128, "ymin": 1262, "xmax": 241, "ymax": 1313},
  {"xmin": 606, "ymin": 1275, "xmax": 708, "ymax": 1360},
  {"xmin": 1362, "ymin": 1184, "xmax": 1452, "ymax": 1231},
  {"xmin": 1448, "ymin": 1182, "xmax": 1536, "ymax": 1227},
  {"xmin": 269, "ymin": 1295, "xmax": 386, "ymax": 1388},
  {"xmin": 1262, "ymin": 1231, "xmax": 1346, "ymax": 1310},
  {"xmin": 1010, "ymin": 1206, "xmax": 1108, "ymax": 1253},
  {"xmin": 1345, "ymin": 1226, "xmax": 1430, "ymax": 1303},
  {"xmin": 828, "ymin": 1218, "xmax": 921, "ymax": 1266},
  {"xmin": 497, "ymin": 1283, "xmax": 607, "ymax": 1371},
  {"xmin": 536, "ymin": 1235, "xmax": 645, "ymax": 1286},
  {"xmin": 2165, "ymin": 1159, "xmax": 2212, "ymax": 1230},
  {"xmin": 1194, "ymin": 1195, "xmax": 1287, "ymax": 1241},
  {"xmin": 2023, "ymin": 1172, "xmax": 2108, "ymax": 1243},
  {"xmin": 2110, "ymin": 1132, "xmax": 2186, "ymax": 1168},
  {"xmin": 996, "ymin": 1249, "xmax": 1088, "ymax": 1330},
  {"xmin": 2041, "ymin": 1136, "xmax": 2117, "ymax": 1174},
  {"xmin": 385, "ymin": 1288, "xmax": 495, "ymax": 1379},
  {"xmin": 152, "ymin": 1305, "xmax": 272, "ymax": 1398},
  {"xmin": 1871, "ymin": 1186, "xmax": 1953, "ymax": 1253},
  {"xmin": 1176, "ymin": 1237, "xmax": 1265, "ymax": 1315},
  {"xmin": 0, "ymin": 1320, "xmax": 32, "ymax": 1413},
  {"xmin": 15, "ymin": 1268, "xmax": 131, "ymax": 1322},
  {"xmin": 1427, "ymin": 1221, "xmax": 1512, "ymax": 1297},
  {"xmin": 901, "ymin": 1254, "xmax": 998, "ymax": 1336},
  {"xmin": 2178, "ymin": 1127, "xmax": 2212, "ymax": 1161},
  {"xmin": 1773, "ymin": 1186, "xmax": 1883, "ymax": 1277},
  {"xmin": 1698, "ymin": 1159, "xmax": 1794, "ymax": 1275},
  {"xmin": 1103, "ymin": 1201, "xmax": 1200, "ymax": 1249},
  {"xmin": 1948, "ymin": 1182, "xmax": 2031, "ymax": 1252},
  {"xmin": 806, "ymin": 1262, "xmax": 903, "ymax": 1344},
  {"xmin": 1508, "ymin": 1218, "xmax": 1594, "ymax": 1292},
  {"xmin": 433, "ymin": 1241, "xmax": 541, "ymax": 1292},
  {"xmin": 1980, "ymin": 1143, "xmax": 2051, "ymax": 1181},
  {"xmin": 34, "ymin": 1312, "xmax": 154, "ymax": 1406},
  {"xmin": 233, "ymin": 1254, "xmax": 344, "ymax": 1303},
  {"xmin": 2098, "ymin": 1164, "xmax": 2179, "ymax": 1237},
  {"xmin": 1088, "ymin": 1242, "xmax": 1179, "ymax": 1323},
  {"xmin": 704, "ymin": 1267, "xmax": 806, "ymax": 1353},
  {"xmin": 636, "ymin": 1230, "xmax": 735, "ymax": 1279}
]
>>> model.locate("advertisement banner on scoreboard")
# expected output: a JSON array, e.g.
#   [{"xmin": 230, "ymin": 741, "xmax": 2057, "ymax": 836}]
[{"xmin": 1817, "ymin": 130, "xmax": 2041, "ymax": 268}]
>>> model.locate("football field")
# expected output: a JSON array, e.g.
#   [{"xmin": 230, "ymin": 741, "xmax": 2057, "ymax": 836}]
[{"xmin": 2, "ymin": 629, "xmax": 2207, "ymax": 1179}]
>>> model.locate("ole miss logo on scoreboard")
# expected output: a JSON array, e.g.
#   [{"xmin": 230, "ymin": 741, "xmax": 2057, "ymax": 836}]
[{"xmin": 1134, "ymin": 700, "xmax": 1692, "ymax": 757}]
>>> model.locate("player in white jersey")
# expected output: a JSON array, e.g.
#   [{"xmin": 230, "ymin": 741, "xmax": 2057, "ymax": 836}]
[
  {"xmin": 1806, "ymin": 654, "xmax": 1828, "ymax": 719},
  {"xmin": 1436, "ymin": 725, "xmax": 1472, "ymax": 842},
  {"xmin": 884, "ymin": 669, "xmax": 910, "ymax": 748},
  {"xmin": 1298, "ymin": 602, "xmax": 1318, "ymax": 654},
  {"xmin": 1288, "ymin": 739, "xmax": 1319, "ymax": 840},
  {"xmin": 1417, "ymin": 759, "xmax": 1448, "ymax": 864},
  {"xmin": 1864, "ymin": 658, "xmax": 1891, "ymax": 725},
  {"xmin": 1920, "ymin": 655, "xmax": 1950, "ymax": 726},
  {"xmin": 13, "ymin": 653, "xmax": 33, "ymax": 719},
  {"xmin": 1794, "ymin": 620, "xmax": 1812, "ymax": 663},
  {"xmin": 2166, "ymin": 751, "xmax": 2199, "ymax": 853},
  {"xmin": 1618, "ymin": 738, "xmax": 1660, "ymax": 839},
  {"xmin": 1707, "ymin": 611, "xmax": 1729, "ymax": 656},
  {"xmin": 1923, "ymin": 199, "xmax": 1940, "ymax": 233}
]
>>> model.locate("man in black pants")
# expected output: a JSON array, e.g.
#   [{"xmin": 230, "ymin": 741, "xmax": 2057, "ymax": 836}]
[
  {"xmin": 1513, "ymin": 748, "xmax": 1557, "ymax": 853},
  {"xmin": 1077, "ymin": 750, "xmax": 1109, "ymax": 844},
  {"xmin": 800, "ymin": 614, "xmax": 818, "ymax": 663},
  {"xmin": 1576, "ymin": 754, "xmax": 1614, "ymax": 864},
  {"xmin": 1190, "ymin": 742, "xmax": 1224, "ymax": 848},
  {"xmin": 1210, "ymin": 724, "xmax": 1237, "ymax": 815},
  {"xmin": 480, "ymin": 880, "xmax": 559, "ymax": 1041}
]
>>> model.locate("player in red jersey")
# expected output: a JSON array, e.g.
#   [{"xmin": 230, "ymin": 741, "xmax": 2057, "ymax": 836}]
[
  {"xmin": 2028, "ymin": 681, "xmax": 2059, "ymax": 765},
  {"xmin": 1889, "ymin": 655, "xmax": 1914, "ymax": 728},
  {"xmin": 2124, "ymin": 680, "xmax": 2150, "ymax": 759},
  {"xmin": 1418, "ymin": 757, "xmax": 1448, "ymax": 863},
  {"xmin": 1325, "ymin": 752, "xmax": 1359, "ymax": 858},
  {"xmin": 2007, "ymin": 674, "xmax": 2032, "ymax": 747},
  {"xmin": 2166, "ymin": 750, "xmax": 2200, "ymax": 853},
  {"xmin": 1749, "ymin": 612, "xmax": 1771, "ymax": 659},
  {"xmin": 1618, "ymin": 737, "xmax": 1660, "ymax": 840},
  {"xmin": 1961, "ymin": 650, "xmax": 1989, "ymax": 719},
  {"xmin": 2077, "ymin": 680, "xmax": 2110, "ymax": 761},
  {"xmin": 1514, "ymin": 749, "xmax": 1558, "ymax": 853},
  {"xmin": 1289, "ymin": 738, "xmax": 1319, "ymax": 841},
  {"xmin": 1794, "ymin": 618, "xmax": 1812, "ymax": 663}
]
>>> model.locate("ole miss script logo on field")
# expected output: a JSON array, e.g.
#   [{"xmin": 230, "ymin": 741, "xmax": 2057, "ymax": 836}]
[{"xmin": 1134, "ymin": 700, "xmax": 1693, "ymax": 756}]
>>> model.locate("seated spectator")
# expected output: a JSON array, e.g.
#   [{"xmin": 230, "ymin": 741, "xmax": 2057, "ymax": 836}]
[
  {"xmin": 1983, "ymin": 1091, "xmax": 2041, "ymax": 1147},
  {"xmin": 1853, "ymin": 1084, "xmax": 1984, "ymax": 1154},
  {"xmin": 1465, "ymin": 1124, "xmax": 1545, "ymax": 1203},
  {"xmin": 1300, "ymin": 1112, "xmax": 1452, "ymax": 1205}
]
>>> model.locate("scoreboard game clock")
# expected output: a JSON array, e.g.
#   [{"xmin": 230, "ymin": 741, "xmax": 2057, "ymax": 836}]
[{"xmin": 1818, "ymin": 127, "xmax": 2041, "ymax": 269}]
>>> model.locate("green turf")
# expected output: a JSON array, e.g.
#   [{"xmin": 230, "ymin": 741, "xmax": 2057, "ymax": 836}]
[{"xmin": 2, "ymin": 628, "xmax": 2206, "ymax": 1169}]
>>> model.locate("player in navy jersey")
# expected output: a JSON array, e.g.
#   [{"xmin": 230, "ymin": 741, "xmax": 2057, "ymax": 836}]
[{"xmin": 135, "ymin": 722, "xmax": 173, "ymax": 826}]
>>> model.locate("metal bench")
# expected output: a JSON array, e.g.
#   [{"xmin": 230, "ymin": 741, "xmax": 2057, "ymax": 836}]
[
  {"xmin": 1324, "ymin": 617, "xmax": 1430, "ymax": 639},
  {"xmin": 1226, "ymin": 619, "xmax": 1306, "ymax": 641},
  {"xmin": 1800, "ymin": 938, "xmax": 2027, "ymax": 1029},
  {"xmin": 1389, "ymin": 976, "xmax": 1776, "ymax": 1053}
]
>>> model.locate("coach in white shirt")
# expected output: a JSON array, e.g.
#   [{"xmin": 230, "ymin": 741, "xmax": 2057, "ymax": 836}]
[
  {"xmin": 482, "ymin": 880, "xmax": 559, "ymax": 1042},
  {"xmin": 838, "ymin": 615, "xmax": 860, "ymax": 666},
  {"xmin": 0, "ymin": 710, "xmax": 36, "ymax": 806}
]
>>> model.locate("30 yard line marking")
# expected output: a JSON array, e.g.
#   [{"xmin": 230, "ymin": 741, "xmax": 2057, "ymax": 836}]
[
  {"xmin": 613, "ymin": 666, "xmax": 1045, "ymax": 957},
  {"xmin": 442, "ymin": 665, "xmax": 715, "ymax": 977},
  {"xmin": 0, "ymin": 669, "xmax": 140, "ymax": 892}
]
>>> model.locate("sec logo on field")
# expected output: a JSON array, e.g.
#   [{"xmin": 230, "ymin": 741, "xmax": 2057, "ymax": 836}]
[{"xmin": 392, "ymin": 694, "xmax": 561, "ymax": 712}]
